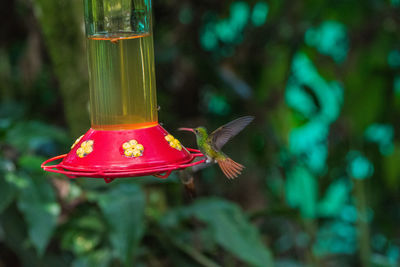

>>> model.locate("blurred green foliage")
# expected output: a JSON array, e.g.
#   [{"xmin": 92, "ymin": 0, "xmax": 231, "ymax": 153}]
[{"xmin": 1, "ymin": 0, "xmax": 400, "ymax": 266}]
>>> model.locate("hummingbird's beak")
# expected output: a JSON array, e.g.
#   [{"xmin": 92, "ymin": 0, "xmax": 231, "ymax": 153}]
[{"xmin": 178, "ymin": 127, "xmax": 195, "ymax": 133}]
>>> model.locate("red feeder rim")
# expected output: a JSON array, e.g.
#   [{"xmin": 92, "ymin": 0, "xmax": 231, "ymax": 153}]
[{"xmin": 41, "ymin": 124, "xmax": 205, "ymax": 183}]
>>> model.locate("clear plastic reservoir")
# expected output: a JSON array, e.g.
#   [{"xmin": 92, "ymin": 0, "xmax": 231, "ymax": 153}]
[{"xmin": 84, "ymin": 0, "xmax": 157, "ymax": 130}]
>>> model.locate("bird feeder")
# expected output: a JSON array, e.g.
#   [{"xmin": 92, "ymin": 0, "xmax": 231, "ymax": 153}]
[{"xmin": 42, "ymin": 0, "xmax": 204, "ymax": 183}]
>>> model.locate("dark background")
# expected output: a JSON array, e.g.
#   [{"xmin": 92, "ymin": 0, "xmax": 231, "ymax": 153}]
[{"xmin": 1, "ymin": 0, "xmax": 400, "ymax": 266}]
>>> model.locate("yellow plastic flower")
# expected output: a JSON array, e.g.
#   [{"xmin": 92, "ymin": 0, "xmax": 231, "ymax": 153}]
[
  {"xmin": 122, "ymin": 140, "xmax": 144, "ymax": 158},
  {"xmin": 136, "ymin": 144, "xmax": 144, "ymax": 151},
  {"xmin": 76, "ymin": 147, "xmax": 84, "ymax": 156},
  {"xmin": 132, "ymin": 149, "xmax": 142, "ymax": 157},
  {"xmin": 124, "ymin": 148, "xmax": 133, "ymax": 157},
  {"xmin": 171, "ymin": 139, "xmax": 180, "ymax": 147},
  {"xmin": 122, "ymin": 142, "xmax": 131, "ymax": 150},
  {"xmin": 76, "ymin": 140, "xmax": 94, "ymax": 158},
  {"xmin": 165, "ymin": 135, "xmax": 174, "ymax": 142},
  {"xmin": 71, "ymin": 135, "xmax": 84, "ymax": 149},
  {"xmin": 129, "ymin": 140, "xmax": 138, "ymax": 146},
  {"xmin": 166, "ymin": 134, "xmax": 183, "ymax": 151},
  {"xmin": 81, "ymin": 142, "xmax": 89, "ymax": 149},
  {"xmin": 84, "ymin": 146, "xmax": 93, "ymax": 154}
]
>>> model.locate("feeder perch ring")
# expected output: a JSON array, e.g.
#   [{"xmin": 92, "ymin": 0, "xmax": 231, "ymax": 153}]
[{"xmin": 42, "ymin": 148, "xmax": 205, "ymax": 183}]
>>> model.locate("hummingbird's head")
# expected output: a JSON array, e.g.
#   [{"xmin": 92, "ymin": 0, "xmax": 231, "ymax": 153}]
[
  {"xmin": 178, "ymin": 126, "xmax": 207, "ymax": 139},
  {"xmin": 194, "ymin": 127, "xmax": 207, "ymax": 138}
]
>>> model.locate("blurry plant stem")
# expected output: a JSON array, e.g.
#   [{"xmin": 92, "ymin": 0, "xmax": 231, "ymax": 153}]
[
  {"xmin": 304, "ymin": 219, "xmax": 319, "ymax": 267},
  {"xmin": 169, "ymin": 237, "xmax": 222, "ymax": 267},
  {"xmin": 249, "ymin": 206, "xmax": 303, "ymax": 221},
  {"xmin": 153, "ymin": 228, "xmax": 221, "ymax": 267},
  {"xmin": 354, "ymin": 179, "xmax": 371, "ymax": 267},
  {"xmin": 33, "ymin": 0, "xmax": 90, "ymax": 135},
  {"xmin": 249, "ymin": 208, "xmax": 319, "ymax": 266}
]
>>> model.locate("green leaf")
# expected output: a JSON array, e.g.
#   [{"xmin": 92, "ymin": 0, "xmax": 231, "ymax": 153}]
[
  {"xmin": 5, "ymin": 121, "xmax": 68, "ymax": 153},
  {"xmin": 62, "ymin": 230, "xmax": 102, "ymax": 255},
  {"xmin": 18, "ymin": 155, "xmax": 47, "ymax": 173},
  {"xmin": 95, "ymin": 184, "xmax": 145, "ymax": 265},
  {"xmin": 61, "ymin": 211, "xmax": 106, "ymax": 255},
  {"xmin": 17, "ymin": 175, "xmax": 60, "ymax": 255},
  {"xmin": 162, "ymin": 198, "xmax": 273, "ymax": 267},
  {"xmin": 5, "ymin": 171, "xmax": 30, "ymax": 189},
  {"xmin": 286, "ymin": 166, "xmax": 317, "ymax": 218},
  {"xmin": 0, "ymin": 174, "xmax": 17, "ymax": 213},
  {"xmin": 318, "ymin": 179, "xmax": 349, "ymax": 217},
  {"xmin": 0, "ymin": 101, "xmax": 25, "ymax": 129},
  {"xmin": 0, "ymin": 206, "xmax": 69, "ymax": 267},
  {"xmin": 383, "ymin": 144, "xmax": 400, "ymax": 189},
  {"xmin": 71, "ymin": 250, "xmax": 112, "ymax": 267}
]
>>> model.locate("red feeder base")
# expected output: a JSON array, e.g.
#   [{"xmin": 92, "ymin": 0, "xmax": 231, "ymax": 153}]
[{"xmin": 41, "ymin": 124, "xmax": 205, "ymax": 183}]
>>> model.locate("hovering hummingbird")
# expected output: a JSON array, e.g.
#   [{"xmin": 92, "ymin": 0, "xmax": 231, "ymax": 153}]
[{"xmin": 179, "ymin": 116, "xmax": 254, "ymax": 179}]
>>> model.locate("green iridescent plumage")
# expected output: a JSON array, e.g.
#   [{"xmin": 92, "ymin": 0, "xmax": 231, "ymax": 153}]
[
  {"xmin": 179, "ymin": 116, "xmax": 254, "ymax": 179},
  {"xmin": 193, "ymin": 127, "xmax": 226, "ymax": 161}
]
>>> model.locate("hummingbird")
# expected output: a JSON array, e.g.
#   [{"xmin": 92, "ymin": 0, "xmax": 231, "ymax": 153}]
[{"xmin": 179, "ymin": 116, "xmax": 254, "ymax": 179}]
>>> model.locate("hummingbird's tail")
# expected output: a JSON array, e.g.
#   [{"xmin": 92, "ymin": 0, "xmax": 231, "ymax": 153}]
[{"xmin": 217, "ymin": 157, "xmax": 244, "ymax": 179}]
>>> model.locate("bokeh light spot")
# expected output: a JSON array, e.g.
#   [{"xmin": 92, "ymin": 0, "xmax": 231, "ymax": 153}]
[
  {"xmin": 387, "ymin": 245, "xmax": 400, "ymax": 264},
  {"xmin": 199, "ymin": 1, "xmax": 266, "ymax": 55},
  {"xmin": 179, "ymin": 6, "xmax": 193, "ymax": 25},
  {"xmin": 251, "ymin": 2, "xmax": 269, "ymax": 26},
  {"xmin": 391, "ymin": 0, "xmax": 400, "ymax": 7},
  {"xmin": 340, "ymin": 205, "xmax": 358, "ymax": 223},
  {"xmin": 365, "ymin": 124, "xmax": 394, "ymax": 155},
  {"xmin": 201, "ymin": 24, "xmax": 218, "ymax": 51},
  {"xmin": 347, "ymin": 151, "xmax": 374, "ymax": 179},
  {"xmin": 394, "ymin": 75, "xmax": 400, "ymax": 96},
  {"xmin": 388, "ymin": 50, "xmax": 400, "ymax": 68},
  {"xmin": 230, "ymin": 2, "xmax": 250, "ymax": 30},
  {"xmin": 286, "ymin": 53, "xmax": 343, "ymax": 173},
  {"xmin": 313, "ymin": 220, "xmax": 357, "ymax": 256},
  {"xmin": 305, "ymin": 21, "xmax": 349, "ymax": 63},
  {"xmin": 202, "ymin": 90, "xmax": 231, "ymax": 115}
]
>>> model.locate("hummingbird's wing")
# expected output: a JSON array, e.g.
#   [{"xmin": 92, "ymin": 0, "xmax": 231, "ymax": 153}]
[{"xmin": 209, "ymin": 116, "xmax": 254, "ymax": 150}]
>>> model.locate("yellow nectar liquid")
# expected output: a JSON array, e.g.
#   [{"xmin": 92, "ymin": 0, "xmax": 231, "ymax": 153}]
[{"xmin": 87, "ymin": 34, "xmax": 158, "ymax": 130}]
